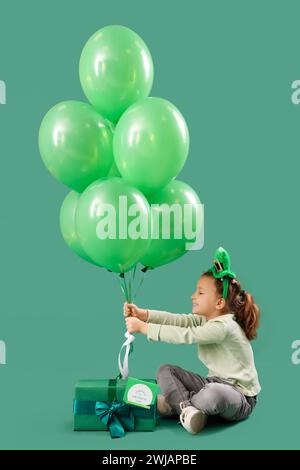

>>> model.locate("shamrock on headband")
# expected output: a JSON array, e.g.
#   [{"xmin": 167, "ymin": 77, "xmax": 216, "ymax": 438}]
[{"xmin": 207, "ymin": 246, "xmax": 236, "ymax": 300}]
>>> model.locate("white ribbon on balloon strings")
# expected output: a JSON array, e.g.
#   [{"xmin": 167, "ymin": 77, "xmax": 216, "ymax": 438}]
[
  {"xmin": 118, "ymin": 330, "xmax": 135, "ymax": 379},
  {"xmin": 117, "ymin": 266, "xmax": 149, "ymax": 379}
]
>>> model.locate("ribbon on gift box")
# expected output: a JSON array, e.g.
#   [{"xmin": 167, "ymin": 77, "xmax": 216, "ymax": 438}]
[
  {"xmin": 95, "ymin": 400, "xmax": 135, "ymax": 438},
  {"xmin": 73, "ymin": 398, "xmax": 135, "ymax": 438},
  {"xmin": 74, "ymin": 377, "xmax": 135, "ymax": 438}
]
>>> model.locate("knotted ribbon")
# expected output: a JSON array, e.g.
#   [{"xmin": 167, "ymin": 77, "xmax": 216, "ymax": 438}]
[{"xmin": 95, "ymin": 400, "xmax": 135, "ymax": 438}]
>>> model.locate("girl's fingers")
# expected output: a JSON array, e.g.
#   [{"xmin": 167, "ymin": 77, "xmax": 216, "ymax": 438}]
[
  {"xmin": 127, "ymin": 303, "xmax": 136, "ymax": 309},
  {"xmin": 123, "ymin": 302, "xmax": 136, "ymax": 316}
]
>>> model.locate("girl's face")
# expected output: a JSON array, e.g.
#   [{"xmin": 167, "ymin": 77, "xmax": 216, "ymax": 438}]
[{"xmin": 191, "ymin": 275, "xmax": 225, "ymax": 318}]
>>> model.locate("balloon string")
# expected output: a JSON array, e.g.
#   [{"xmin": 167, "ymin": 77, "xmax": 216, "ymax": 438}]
[
  {"xmin": 128, "ymin": 271, "xmax": 132, "ymax": 304},
  {"xmin": 118, "ymin": 265, "xmax": 150, "ymax": 302},
  {"xmin": 118, "ymin": 273, "xmax": 129, "ymax": 302},
  {"xmin": 132, "ymin": 264, "xmax": 137, "ymax": 288},
  {"xmin": 119, "ymin": 278, "xmax": 126, "ymax": 300},
  {"xmin": 132, "ymin": 266, "xmax": 149, "ymax": 301},
  {"xmin": 124, "ymin": 273, "xmax": 130, "ymax": 302},
  {"xmin": 128, "ymin": 271, "xmax": 132, "ymax": 303},
  {"xmin": 116, "ymin": 272, "xmax": 135, "ymax": 378}
]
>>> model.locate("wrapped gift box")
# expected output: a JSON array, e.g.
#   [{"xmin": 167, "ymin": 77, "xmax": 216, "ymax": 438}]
[{"xmin": 73, "ymin": 378, "xmax": 158, "ymax": 434}]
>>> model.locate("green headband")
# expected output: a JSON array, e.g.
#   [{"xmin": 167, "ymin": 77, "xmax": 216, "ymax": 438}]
[{"xmin": 207, "ymin": 246, "xmax": 236, "ymax": 299}]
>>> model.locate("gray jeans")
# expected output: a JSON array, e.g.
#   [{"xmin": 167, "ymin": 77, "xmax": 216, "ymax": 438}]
[{"xmin": 156, "ymin": 364, "xmax": 257, "ymax": 421}]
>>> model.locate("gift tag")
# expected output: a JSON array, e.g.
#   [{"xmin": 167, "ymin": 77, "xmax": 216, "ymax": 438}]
[{"xmin": 123, "ymin": 377, "xmax": 159, "ymax": 409}]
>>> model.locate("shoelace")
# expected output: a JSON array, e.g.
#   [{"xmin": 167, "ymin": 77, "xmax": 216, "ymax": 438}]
[
  {"xmin": 177, "ymin": 399, "xmax": 194, "ymax": 425},
  {"xmin": 179, "ymin": 399, "xmax": 192, "ymax": 411}
]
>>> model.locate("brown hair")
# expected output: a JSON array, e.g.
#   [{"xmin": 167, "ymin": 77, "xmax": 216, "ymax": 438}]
[{"xmin": 203, "ymin": 271, "xmax": 260, "ymax": 341}]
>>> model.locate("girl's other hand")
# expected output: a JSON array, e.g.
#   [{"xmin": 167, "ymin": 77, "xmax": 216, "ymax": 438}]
[
  {"xmin": 123, "ymin": 302, "xmax": 148, "ymax": 322},
  {"xmin": 125, "ymin": 316, "xmax": 147, "ymax": 334}
]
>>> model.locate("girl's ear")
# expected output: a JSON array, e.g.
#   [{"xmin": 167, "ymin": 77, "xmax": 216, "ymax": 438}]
[{"xmin": 216, "ymin": 297, "xmax": 226, "ymax": 311}]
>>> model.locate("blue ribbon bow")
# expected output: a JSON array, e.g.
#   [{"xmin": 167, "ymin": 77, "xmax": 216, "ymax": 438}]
[{"xmin": 95, "ymin": 400, "xmax": 135, "ymax": 438}]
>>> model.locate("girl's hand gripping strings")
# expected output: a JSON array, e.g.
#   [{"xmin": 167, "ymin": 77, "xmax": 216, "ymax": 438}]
[{"xmin": 123, "ymin": 302, "xmax": 149, "ymax": 335}]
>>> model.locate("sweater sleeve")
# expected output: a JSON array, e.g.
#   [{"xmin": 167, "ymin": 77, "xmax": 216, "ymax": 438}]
[
  {"xmin": 146, "ymin": 309, "xmax": 206, "ymax": 328},
  {"xmin": 146, "ymin": 318, "xmax": 227, "ymax": 345}
]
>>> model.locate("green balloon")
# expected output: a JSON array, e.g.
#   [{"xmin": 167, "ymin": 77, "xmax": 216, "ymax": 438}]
[
  {"xmin": 39, "ymin": 101, "xmax": 114, "ymax": 192},
  {"xmin": 140, "ymin": 180, "xmax": 204, "ymax": 269},
  {"xmin": 79, "ymin": 25, "xmax": 154, "ymax": 123},
  {"xmin": 108, "ymin": 160, "xmax": 122, "ymax": 177},
  {"xmin": 60, "ymin": 191, "xmax": 100, "ymax": 266},
  {"xmin": 106, "ymin": 122, "xmax": 121, "ymax": 177},
  {"xmin": 76, "ymin": 177, "xmax": 151, "ymax": 273},
  {"xmin": 113, "ymin": 97, "xmax": 189, "ymax": 196}
]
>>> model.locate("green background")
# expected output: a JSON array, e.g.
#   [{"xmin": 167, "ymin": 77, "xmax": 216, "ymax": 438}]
[{"xmin": 0, "ymin": 0, "xmax": 299, "ymax": 450}]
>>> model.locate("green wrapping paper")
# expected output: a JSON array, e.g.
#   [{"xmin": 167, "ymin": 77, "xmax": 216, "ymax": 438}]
[{"xmin": 73, "ymin": 378, "xmax": 158, "ymax": 432}]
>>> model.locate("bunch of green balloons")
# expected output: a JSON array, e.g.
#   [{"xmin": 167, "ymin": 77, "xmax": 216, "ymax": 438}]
[{"xmin": 39, "ymin": 25, "xmax": 203, "ymax": 282}]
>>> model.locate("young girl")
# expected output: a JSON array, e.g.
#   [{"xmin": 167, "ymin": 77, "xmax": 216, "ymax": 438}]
[{"xmin": 124, "ymin": 247, "xmax": 261, "ymax": 435}]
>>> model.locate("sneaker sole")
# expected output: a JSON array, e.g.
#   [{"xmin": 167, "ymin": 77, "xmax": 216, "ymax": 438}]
[{"xmin": 187, "ymin": 411, "xmax": 207, "ymax": 434}]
